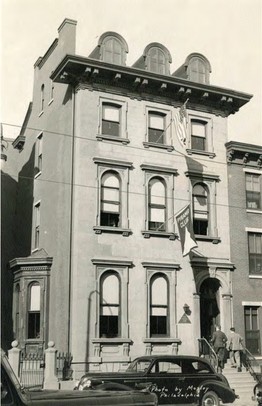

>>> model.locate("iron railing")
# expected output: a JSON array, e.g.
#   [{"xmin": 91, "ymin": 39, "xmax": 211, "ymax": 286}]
[
  {"xmin": 56, "ymin": 351, "xmax": 73, "ymax": 380},
  {"xmin": 19, "ymin": 351, "xmax": 45, "ymax": 388},
  {"xmin": 242, "ymin": 345, "xmax": 262, "ymax": 382},
  {"xmin": 198, "ymin": 337, "xmax": 219, "ymax": 372}
]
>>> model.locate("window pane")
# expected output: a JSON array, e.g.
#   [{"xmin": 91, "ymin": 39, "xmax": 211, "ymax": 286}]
[
  {"xmin": 192, "ymin": 122, "xmax": 206, "ymax": 137},
  {"xmin": 101, "ymin": 213, "xmax": 119, "ymax": 227},
  {"xmin": 103, "ymin": 105, "xmax": 119, "ymax": 122},
  {"xmin": 102, "ymin": 274, "xmax": 119, "ymax": 304},
  {"xmin": 149, "ymin": 114, "xmax": 164, "ymax": 130},
  {"xmin": 150, "ymin": 208, "xmax": 165, "ymax": 222},
  {"xmin": 152, "ymin": 277, "xmax": 167, "ymax": 306},
  {"xmin": 28, "ymin": 312, "xmax": 40, "ymax": 339},
  {"xmin": 150, "ymin": 181, "xmax": 165, "ymax": 205},
  {"xmin": 103, "ymin": 173, "xmax": 119, "ymax": 188},
  {"xmin": 30, "ymin": 284, "xmax": 40, "ymax": 311},
  {"xmin": 102, "ymin": 188, "xmax": 119, "ymax": 202}
]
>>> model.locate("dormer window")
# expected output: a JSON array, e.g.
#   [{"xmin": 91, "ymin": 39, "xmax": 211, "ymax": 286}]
[
  {"xmin": 187, "ymin": 54, "xmax": 211, "ymax": 84},
  {"xmin": 174, "ymin": 53, "xmax": 211, "ymax": 84},
  {"xmin": 98, "ymin": 32, "xmax": 128, "ymax": 66},
  {"xmin": 144, "ymin": 43, "xmax": 171, "ymax": 75}
]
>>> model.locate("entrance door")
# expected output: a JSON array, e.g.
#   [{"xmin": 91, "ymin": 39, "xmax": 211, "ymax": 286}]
[{"xmin": 200, "ymin": 278, "xmax": 221, "ymax": 341}]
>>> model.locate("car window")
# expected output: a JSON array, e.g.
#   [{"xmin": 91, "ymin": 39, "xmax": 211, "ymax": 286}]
[
  {"xmin": 126, "ymin": 359, "xmax": 151, "ymax": 372},
  {"xmin": 149, "ymin": 361, "xmax": 182, "ymax": 374},
  {"xmin": 192, "ymin": 361, "xmax": 212, "ymax": 373}
]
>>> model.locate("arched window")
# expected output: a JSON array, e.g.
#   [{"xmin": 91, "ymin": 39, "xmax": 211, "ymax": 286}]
[
  {"xmin": 148, "ymin": 112, "xmax": 166, "ymax": 144},
  {"xmin": 101, "ymin": 172, "xmax": 120, "ymax": 227},
  {"xmin": 40, "ymin": 84, "xmax": 45, "ymax": 112},
  {"xmin": 147, "ymin": 47, "xmax": 166, "ymax": 74},
  {"xmin": 98, "ymin": 32, "xmax": 128, "ymax": 66},
  {"xmin": 186, "ymin": 54, "xmax": 211, "ymax": 84},
  {"xmin": 27, "ymin": 282, "xmax": 41, "ymax": 339},
  {"xmin": 102, "ymin": 103, "xmax": 121, "ymax": 136},
  {"xmin": 150, "ymin": 274, "xmax": 168, "ymax": 336},
  {"xmin": 144, "ymin": 43, "xmax": 171, "ymax": 75},
  {"xmin": 193, "ymin": 183, "xmax": 209, "ymax": 235},
  {"xmin": 191, "ymin": 120, "xmax": 207, "ymax": 151},
  {"xmin": 100, "ymin": 272, "xmax": 120, "ymax": 337},
  {"xmin": 148, "ymin": 178, "xmax": 166, "ymax": 231},
  {"xmin": 104, "ymin": 38, "xmax": 122, "ymax": 64},
  {"xmin": 190, "ymin": 59, "xmax": 206, "ymax": 83}
]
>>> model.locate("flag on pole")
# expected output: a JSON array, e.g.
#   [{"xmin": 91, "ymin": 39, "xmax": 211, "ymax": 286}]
[
  {"xmin": 173, "ymin": 100, "xmax": 188, "ymax": 147},
  {"xmin": 175, "ymin": 204, "xmax": 198, "ymax": 256}
]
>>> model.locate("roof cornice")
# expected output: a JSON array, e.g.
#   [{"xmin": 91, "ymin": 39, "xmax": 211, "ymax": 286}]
[{"xmin": 50, "ymin": 54, "xmax": 252, "ymax": 117}]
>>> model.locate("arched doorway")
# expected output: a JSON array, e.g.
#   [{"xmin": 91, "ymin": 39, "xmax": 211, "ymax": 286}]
[{"xmin": 200, "ymin": 278, "xmax": 221, "ymax": 341}]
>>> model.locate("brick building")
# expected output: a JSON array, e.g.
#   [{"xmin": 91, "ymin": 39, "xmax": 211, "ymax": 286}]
[
  {"xmin": 2, "ymin": 18, "xmax": 254, "ymax": 374},
  {"xmin": 226, "ymin": 141, "xmax": 262, "ymax": 358}
]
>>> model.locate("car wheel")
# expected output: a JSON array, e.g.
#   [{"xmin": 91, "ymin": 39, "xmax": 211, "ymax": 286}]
[{"xmin": 201, "ymin": 391, "xmax": 220, "ymax": 406}]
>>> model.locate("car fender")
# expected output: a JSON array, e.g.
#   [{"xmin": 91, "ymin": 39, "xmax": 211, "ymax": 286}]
[{"xmin": 197, "ymin": 379, "xmax": 237, "ymax": 403}]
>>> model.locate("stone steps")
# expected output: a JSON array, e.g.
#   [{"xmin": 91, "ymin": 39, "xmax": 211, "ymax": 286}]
[{"xmin": 222, "ymin": 363, "xmax": 256, "ymax": 404}]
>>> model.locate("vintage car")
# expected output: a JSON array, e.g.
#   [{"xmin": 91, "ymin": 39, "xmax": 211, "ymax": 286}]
[
  {"xmin": 75, "ymin": 355, "xmax": 238, "ymax": 406},
  {"xmin": 1, "ymin": 350, "xmax": 158, "ymax": 405}
]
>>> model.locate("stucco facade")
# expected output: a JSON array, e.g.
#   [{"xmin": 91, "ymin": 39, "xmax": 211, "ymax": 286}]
[{"xmin": 4, "ymin": 18, "xmax": 255, "ymax": 376}]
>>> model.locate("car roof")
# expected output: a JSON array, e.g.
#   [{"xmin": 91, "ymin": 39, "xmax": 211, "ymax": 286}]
[{"xmin": 133, "ymin": 355, "xmax": 211, "ymax": 364}]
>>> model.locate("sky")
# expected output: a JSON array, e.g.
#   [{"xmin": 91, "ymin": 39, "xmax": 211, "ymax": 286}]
[{"xmin": 1, "ymin": 0, "xmax": 261, "ymax": 145}]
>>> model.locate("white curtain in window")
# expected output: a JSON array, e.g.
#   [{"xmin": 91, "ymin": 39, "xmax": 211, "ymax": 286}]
[
  {"xmin": 151, "ymin": 277, "xmax": 167, "ymax": 315},
  {"xmin": 103, "ymin": 105, "xmax": 120, "ymax": 122},
  {"xmin": 30, "ymin": 284, "xmax": 40, "ymax": 311},
  {"xmin": 192, "ymin": 122, "xmax": 206, "ymax": 137},
  {"xmin": 101, "ymin": 274, "xmax": 119, "ymax": 315}
]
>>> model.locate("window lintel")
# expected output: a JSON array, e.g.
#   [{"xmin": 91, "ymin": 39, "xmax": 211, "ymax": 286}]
[
  {"xmin": 141, "ymin": 163, "xmax": 178, "ymax": 175},
  {"xmin": 142, "ymin": 261, "xmax": 180, "ymax": 270},
  {"xmin": 93, "ymin": 157, "xmax": 133, "ymax": 169},
  {"xmin": 92, "ymin": 258, "xmax": 133, "ymax": 267},
  {"xmin": 185, "ymin": 170, "xmax": 219, "ymax": 181}
]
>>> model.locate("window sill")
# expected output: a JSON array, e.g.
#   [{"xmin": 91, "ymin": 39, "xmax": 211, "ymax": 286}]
[
  {"xmin": 195, "ymin": 235, "xmax": 221, "ymax": 244},
  {"xmin": 48, "ymin": 98, "xmax": 54, "ymax": 106},
  {"xmin": 142, "ymin": 230, "xmax": 178, "ymax": 240},
  {"xmin": 92, "ymin": 338, "xmax": 132, "ymax": 344},
  {"xmin": 143, "ymin": 338, "xmax": 181, "ymax": 344},
  {"xmin": 93, "ymin": 226, "xmax": 132, "ymax": 236},
  {"xmin": 143, "ymin": 142, "xmax": 174, "ymax": 152},
  {"xmin": 186, "ymin": 149, "xmax": 216, "ymax": 158},
  {"xmin": 246, "ymin": 209, "xmax": 262, "ymax": 214},
  {"xmin": 38, "ymin": 110, "xmax": 44, "ymax": 117},
  {"xmin": 96, "ymin": 134, "xmax": 130, "ymax": 145},
  {"xmin": 249, "ymin": 274, "xmax": 262, "ymax": 279}
]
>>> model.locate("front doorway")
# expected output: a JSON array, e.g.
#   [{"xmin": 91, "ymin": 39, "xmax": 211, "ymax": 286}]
[{"xmin": 200, "ymin": 278, "xmax": 221, "ymax": 341}]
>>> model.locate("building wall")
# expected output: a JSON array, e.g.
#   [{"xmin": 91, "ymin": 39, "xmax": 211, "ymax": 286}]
[
  {"xmin": 5, "ymin": 19, "xmax": 254, "ymax": 371},
  {"xmin": 227, "ymin": 146, "xmax": 262, "ymax": 356},
  {"xmin": 68, "ymin": 87, "xmax": 233, "ymax": 371}
]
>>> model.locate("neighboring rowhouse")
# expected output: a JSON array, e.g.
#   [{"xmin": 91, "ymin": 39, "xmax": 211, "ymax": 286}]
[
  {"xmin": 226, "ymin": 141, "xmax": 262, "ymax": 358},
  {"xmin": 5, "ymin": 18, "xmax": 253, "ymax": 375}
]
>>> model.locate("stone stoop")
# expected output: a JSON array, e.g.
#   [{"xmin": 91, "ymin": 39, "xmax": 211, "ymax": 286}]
[{"xmin": 222, "ymin": 362, "xmax": 256, "ymax": 405}]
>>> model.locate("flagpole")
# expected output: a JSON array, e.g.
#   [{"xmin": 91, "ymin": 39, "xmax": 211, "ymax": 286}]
[{"xmin": 154, "ymin": 98, "xmax": 190, "ymax": 145}]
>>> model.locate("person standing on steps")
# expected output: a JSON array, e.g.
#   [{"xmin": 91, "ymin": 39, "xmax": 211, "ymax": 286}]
[
  {"xmin": 227, "ymin": 327, "xmax": 244, "ymax": 372},
  {"xmin": 211, "ymin": 325, "xmax": 228, "ymax": 373}
]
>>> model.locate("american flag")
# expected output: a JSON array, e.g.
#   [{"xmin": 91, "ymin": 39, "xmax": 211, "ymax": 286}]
[{"xmin": 173, "ymin": 101, "xmax": 188, "ymax": 147}]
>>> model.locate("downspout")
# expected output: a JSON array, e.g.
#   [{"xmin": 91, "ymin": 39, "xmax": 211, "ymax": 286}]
[{"xmin": 68, "ymin": 86, "xmax": 76, "ymax": 354}]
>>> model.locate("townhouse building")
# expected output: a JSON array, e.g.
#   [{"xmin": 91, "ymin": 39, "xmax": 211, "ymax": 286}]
[
  {"xmin": 5, "ymin": 18, "xmax": 253, "ymax": 375},
  {"xmin": 226, "ymin": 141, "xmax": 262, "ymax": 358}
]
